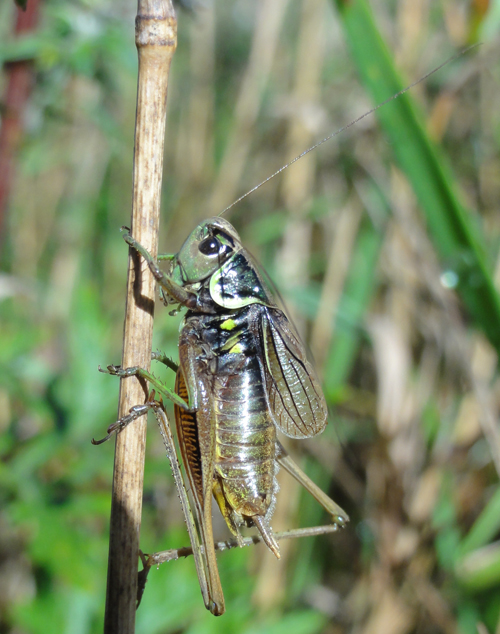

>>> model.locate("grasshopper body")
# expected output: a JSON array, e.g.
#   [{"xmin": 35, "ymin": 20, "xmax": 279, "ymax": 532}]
[{"xmin": 99, "ymin": 218, "xmax": 348, "ymax": 615}]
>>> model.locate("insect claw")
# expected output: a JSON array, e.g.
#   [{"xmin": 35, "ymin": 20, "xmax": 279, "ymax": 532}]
[
  {"xmin": 91, "ymin": 430, "xmax": 115, "ymax": 445},
  {"xmin": 97, "ymin": 364, "xmax": 124, "ymax": 376},
  {"xmin": 106, "ymin": 421, "xmax": 123, "ymax": 435},
  {"xmin": 137, "ymin": 550, "xmax": 152, "ymax": 608},
  {"xmin": 106, "ymin": 364, "xmax": 139, "ymax": 377},
  {"xmin": 92, "ymin": 401, "xmax": 153, "ymax": 446}
]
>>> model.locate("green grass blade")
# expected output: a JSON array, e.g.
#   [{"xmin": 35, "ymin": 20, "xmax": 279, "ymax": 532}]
[
  {"xmin": 455, "ymin": 541, "xmax": 500, "ymax": 592},
  {"xmin": 457, "ymin": 486, "xmax": 500, "ymax": 557},
  {"xmin": 332, "ymin": 0, "xmax": 500, "ymax": 356}
]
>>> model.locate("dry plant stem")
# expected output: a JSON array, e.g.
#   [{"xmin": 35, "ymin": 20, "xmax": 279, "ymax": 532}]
[
  {"xmin": 104, "ymin": 2, "xmax": 177, "ymax": 633},
  {"xmin": 310, "ymin": 201, "xmax": 363, "ymax": 370}
]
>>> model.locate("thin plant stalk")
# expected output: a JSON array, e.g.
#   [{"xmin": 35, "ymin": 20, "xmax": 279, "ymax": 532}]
[{"xmin": 104, "ymin": 2, "xmax": 177, "ymax": 633}]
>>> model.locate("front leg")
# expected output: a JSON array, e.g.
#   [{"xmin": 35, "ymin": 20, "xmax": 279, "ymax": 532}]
[
  {"xmin": 121, "ymin": 228, "xmax": 212, "ymax": 312},
  {"xmin": 99, "ymin": 364, "xmax": 191, "ymax": 410},
  {"xmin": 151, "ymin": 351, "xmax": 179, "ymax": 373}
]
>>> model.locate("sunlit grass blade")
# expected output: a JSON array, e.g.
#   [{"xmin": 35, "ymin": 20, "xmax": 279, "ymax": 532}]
[
  {"xmin": 332, "ymin": 0, "xmax": 500, "ymax": 356},
  {"xmin": 457, "ymin": 486, "xmax": 500, "ymax": 557},
  {"xmin": 455, "ymin": 541, "xmax": 500, "ymax": 592}
]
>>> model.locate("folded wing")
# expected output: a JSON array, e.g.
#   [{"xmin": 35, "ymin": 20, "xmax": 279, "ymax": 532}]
[{"xmin": 261, "ymin": 308, "xmax": 328, "ymax": 439}]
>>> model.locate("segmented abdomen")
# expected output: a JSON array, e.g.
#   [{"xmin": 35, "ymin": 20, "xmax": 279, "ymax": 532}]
[{"xmin": 213, "ymin": 355, "xmax": 277, "ymax": 519}]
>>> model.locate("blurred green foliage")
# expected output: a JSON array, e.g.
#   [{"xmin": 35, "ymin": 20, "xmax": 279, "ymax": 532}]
[{"xmin": 1, "ymin": 0, "xmax": 500, "ymax": 632}]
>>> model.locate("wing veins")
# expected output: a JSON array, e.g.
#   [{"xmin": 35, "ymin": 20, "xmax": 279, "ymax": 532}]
[
  {"xmin": 268, "ymin": 320, "xmax": 310, "ymax": 436},
  {"xmin": 287, "ymin": 352, "xmax": 316, "ymax": 430}
]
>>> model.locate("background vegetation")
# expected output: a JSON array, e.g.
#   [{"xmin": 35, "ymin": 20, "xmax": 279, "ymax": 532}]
[{"xmin": 1, "ymin": 0, "xmax": 500, "ymax": 632}]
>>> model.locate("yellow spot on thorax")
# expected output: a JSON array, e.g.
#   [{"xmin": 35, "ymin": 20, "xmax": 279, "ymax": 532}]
[{"xmin": 220, "ymin": 319, "xmax": 237, "ymax": 331}]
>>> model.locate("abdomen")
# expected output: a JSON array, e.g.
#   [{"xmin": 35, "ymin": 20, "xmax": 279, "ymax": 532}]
[{"xmin": 213, "ymin": 355, "xmax": 277, "ymax": 521}]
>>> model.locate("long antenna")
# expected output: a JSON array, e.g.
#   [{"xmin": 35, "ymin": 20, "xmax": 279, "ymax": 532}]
[{"xmin": 218, "ymin": 44, "xmax": 479, "ymax": 217}]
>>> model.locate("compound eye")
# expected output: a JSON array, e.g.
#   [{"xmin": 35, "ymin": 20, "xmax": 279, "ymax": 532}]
[{"xmin": 198, "ymin": 236, "xmax": 221, "ymax": 256}]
